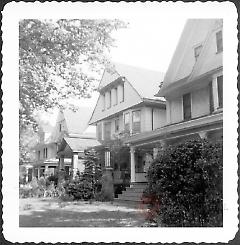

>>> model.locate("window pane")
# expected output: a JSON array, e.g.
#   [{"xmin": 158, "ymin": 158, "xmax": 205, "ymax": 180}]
[
  {"xmin": 194, "ymin": 45, "xmax": 202, "ymax": 60},
  {"xmin": 132, "ymin": 110, "xmax": 141, "ymax": 134},
  {"xmin": 216, "ymin": 30, "xmax": 223, "ymax": 52},
  {"xmin": 217, "ymin": 76, "xmax": 223, "ymax": 108},
  {"xmin": 115, "ymin": 118, "xmax": 119, "ymax": 132},
  {"xmin": 124, "ymin": 113, "xmax": 130, "ymax": 131},
  {"xmin": 97, "ymin": 123, "xmax": 102, "ymax": 140},
  {"xmin": 209, "ymin": 81, "xmax": 214, "ymax": 113},
  {"xmin": 104, "ymin": 122, "xmax": 111, "ymax": 140},
  {"xmin": 183, "ymin": 93, "xmax": 191, "ymax": 120}
]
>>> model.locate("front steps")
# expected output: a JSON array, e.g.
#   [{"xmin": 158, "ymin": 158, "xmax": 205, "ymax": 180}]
[{"xmin": 114, "ymin": 183, "xmax": 148, "ymax": 209}]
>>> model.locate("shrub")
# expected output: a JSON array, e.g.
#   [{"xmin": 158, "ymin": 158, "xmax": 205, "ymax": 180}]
[
  {"xmin": 47, "ymin": 174, "xmax": 58, "ymax": 186},
  {"xmin": 64, "ymin": 176, "xmax": 94, "ymax": 200},
  {"xmin": 145, "ymin": 139, "xmax": 223, "ymax": 227}
]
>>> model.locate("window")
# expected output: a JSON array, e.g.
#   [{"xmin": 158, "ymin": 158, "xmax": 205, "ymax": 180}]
[
  {"xmin": 183, "ymin": 93, "xmax": 191, "ymax": 120},
  {"xmin": 43, "ymin": 148, "xmax": 48, "ymax": 158},
  {"xmin": 216, "ymin": 30, "xmax": 223, "ymax": 53},
  {"xmin": 97, "ymin": 123, "xmax": 102, "ymax": 140},
  {"xmin": 209, "ymin": 81, "xmax": 214, "ymax": 113},
  {"xmin": 106, "ymin": 91, "xmax": 111, "ymax": 109},
  {"xmin": 59, "ymin": 123, "xmax": 62, "ymax": 132},
  {"xmin": 124, "ymin": 113, "xmax": 130, "ymax": 131},
  {"xmin": 45, "ymin": 148, "xmax": 48, "ymax": 158},
  {"xmin": 115, "ymin": 118, "xmax": 119, "ymax": 132},
  {"xmin": 194, "ymin": 45, "xmax": 202, "ymax": 60},
  {"xmin": 102, "ymin": 94, "xmax": 105, "ymax": 111},
  {"xmin": 119, "ymin": 84, "xmax": 124, "ymax": 103},
  {"xmin": 132, "ymin": 110, "xmax": 141, "ymax": 134},
  {"xmin": 114, "ymin": 87, "xmax": 118, "ymax": 105},
  {"xmin": 104, "ymin": 122, "xmax": 111, "ymax": 140},
  {"xmin": 109, "ymin": 90, "xmax": 112, "ymax": 108},
  {"xmin": 38, "ymin": 151, "xmax": 40, "ymax": 160},
  {"xmin": 217, "ymin": 75, "xmax": 223, "ymax": 108},
  {"xmin": 151, "ymin": 108, "xmax": 154, "ymax": 130}
]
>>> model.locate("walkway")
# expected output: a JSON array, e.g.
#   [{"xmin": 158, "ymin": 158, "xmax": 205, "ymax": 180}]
[{"xmin": 19, "ymin": 198, "xmax": 149, "ymax": 227}]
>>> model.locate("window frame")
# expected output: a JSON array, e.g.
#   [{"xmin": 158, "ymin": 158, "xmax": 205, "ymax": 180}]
[
  {"xmin": 194, "ymin": 44, "xmax": 202, "ymax": 61},
  {"xmin": 104, "ymin": 121, "xmax": 112, "ymax": 140},
  {"xmin": 182, "ymin": 93, "xmax": 192, "ymax": 121},
  {"xmin": 132, "ymin": 110, "xmax": 141, "ymax": 134},
  {"xmin": 115, "ymin": 118, "xmax": 119, "ymax": 132},
  {"xmin": 124, "ymin": 112, "xmax": 130, "ymax": 131},
  {"xmin": 217, "ymin": 75, "xmax": 223, "ymax": 108},
  {"xmin": 216, "ymin": 30, "xmax": 223, "ymax": 53}
]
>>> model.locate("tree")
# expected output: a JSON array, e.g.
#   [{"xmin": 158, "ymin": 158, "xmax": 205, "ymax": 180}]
[
  {"xmin": 19, "ymin": 19, "xmax": 126, "ymax": 130},
  {"xmin": 19, "ymin": 19, "xmax": 126, "ymax": 162}
]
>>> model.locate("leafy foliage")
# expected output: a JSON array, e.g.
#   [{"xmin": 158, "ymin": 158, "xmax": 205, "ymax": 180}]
[
  {"xmin": 19, "ymin": 19, "xmax": 126, "ymax": 127},
  {"xmin": 145, "ymin": 139, "xmax": 223, "ymax": 227},
  {"xmin": 62, "ymin": 150, "xmax": 103, "ymax": 200},
  {"xmin": 19, "ymin": 18, "xmax": 126, "ymax": 161}
]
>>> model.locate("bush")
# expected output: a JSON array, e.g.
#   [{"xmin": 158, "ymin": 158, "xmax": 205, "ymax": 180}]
[
  {"xmin": 145, "ymin": 139, "xmax": 223, "ymax": 227},
  {"xmin": 19, "ymin": 177, "xmax": 60, "ymax": 198},
  {"xmin": 64, "ymin": 177, "xmax": 94, "ymax": 200}
]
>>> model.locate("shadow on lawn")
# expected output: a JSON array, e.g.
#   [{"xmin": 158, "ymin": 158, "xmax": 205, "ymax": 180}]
[{"xmin": 19, "ymin": 207, "xmax": 145, "ymax": 227}]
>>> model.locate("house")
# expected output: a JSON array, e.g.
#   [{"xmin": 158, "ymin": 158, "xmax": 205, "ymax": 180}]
[
  {"xmin": 125, "ymin": 19, "xmax": 223, "ymax": 174},
  {"xmin": 89, "ymin": 62, "xmax": 166, "ymax": 186},
  {"xmin": 33, "ymin": 107, "xmax": 100, "ymax": 180}
]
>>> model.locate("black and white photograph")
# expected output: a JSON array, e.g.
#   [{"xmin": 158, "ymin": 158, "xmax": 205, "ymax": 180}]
[{"xmin": 2, "ymin": 1, "xmax": 238, "ymax": 243}]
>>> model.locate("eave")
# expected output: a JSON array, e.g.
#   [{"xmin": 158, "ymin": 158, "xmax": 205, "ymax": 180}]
[{"xmin": 124, "ymin": 111, "xmax": 223, "ymax": 147}]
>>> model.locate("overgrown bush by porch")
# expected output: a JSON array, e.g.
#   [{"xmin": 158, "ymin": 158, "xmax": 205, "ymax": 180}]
[{"xmin": 144, "ymin": 139, "xmax": 223, "ymax": 227}]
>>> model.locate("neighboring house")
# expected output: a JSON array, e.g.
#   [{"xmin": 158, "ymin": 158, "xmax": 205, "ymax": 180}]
[
  {"xmin": 125, "ymin": 19, "xmax": 223, "ymax": 184},
  {"xmin": 32, "ymin": 108, "xmax": 100, "ymax": 180},
  {"xmin": 89, "ymin": 62, "xmax": 166, "ymax": 184}
]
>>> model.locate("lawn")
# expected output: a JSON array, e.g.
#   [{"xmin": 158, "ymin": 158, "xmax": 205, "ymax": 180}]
[{"xmin": 19, "ymin": 198, "xmax": 149, "ymax": 227}]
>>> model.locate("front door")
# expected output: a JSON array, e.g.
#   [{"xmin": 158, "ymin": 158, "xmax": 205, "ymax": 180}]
[
  {"xmin": 135, "ymin": 152, "xmax": 153, "ymax": 182},
  {"xmin": 135, "ymin": 154, "xmax": 147, "ymax": 182}
]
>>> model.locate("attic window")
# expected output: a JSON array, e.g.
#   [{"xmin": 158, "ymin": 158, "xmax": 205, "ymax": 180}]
[
  {"xmin": 194, "ymin": 45, "xmax": 202, "ymax": 61},
  {"xmin": 216, "ymin": 30, "xmax": 223, "ymax": 53}
]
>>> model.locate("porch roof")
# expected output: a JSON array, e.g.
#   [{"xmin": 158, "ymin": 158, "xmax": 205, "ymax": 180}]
[
  {"xmin": 124, "ymin": 111, "xmax": 223, "ymax": 147},
  {"xmin": 64, "ymin": 137, "xmax": 101, "ymax": 152}
]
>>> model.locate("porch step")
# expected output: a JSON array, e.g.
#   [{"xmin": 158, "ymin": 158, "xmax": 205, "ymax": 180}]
[
  {"xmin": 114, "ymin": 183, "xmax": 148, "ymax": 208},
  {"xmin": 114, "ymin": 199, "xmax": 149, "ymax": 210}
]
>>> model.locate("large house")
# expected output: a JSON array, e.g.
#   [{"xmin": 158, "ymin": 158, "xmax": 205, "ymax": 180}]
[
  {"xmin": 33, "ymin": 107, "xmax": 100, "ymax": 180},
  {"xmin": 89, "ymin": 63, "xmax": 166, "ymax": 186},
  {"xmin": 125, "ymin": 19, "xmax": 223, "ymax": 178}
]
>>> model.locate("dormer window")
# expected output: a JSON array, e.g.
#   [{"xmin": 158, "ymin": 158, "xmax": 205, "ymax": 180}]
[
  {"xmin": 194, "ymin": 45, "xmax": 202, "ymax": 61},
  {"xmin": 216, "ymin": 30, "xmax": 223, "ymax": 53}
]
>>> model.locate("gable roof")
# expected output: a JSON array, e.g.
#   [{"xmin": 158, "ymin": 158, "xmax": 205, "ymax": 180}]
[
  {"xmin": 100, "ymin": 62, "xmax": 165, "ymax": 100},
  {"xmin": 63, "ymin": 107, "xmax": 93, "ymax": 135},
  {"xmin": 89, "ymin": 63, "xmax": 165, "ymax": 124},
  {"xmin": 156, "ymin": 19, "xmax": 222, "ymax": 97}
]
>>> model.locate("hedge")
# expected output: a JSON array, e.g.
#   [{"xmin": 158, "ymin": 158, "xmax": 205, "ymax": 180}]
[{"xmin": 144, "ymin": 139, "xmax": 223, "ymax": 227}]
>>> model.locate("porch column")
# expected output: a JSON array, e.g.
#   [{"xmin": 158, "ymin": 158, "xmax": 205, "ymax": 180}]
[
  {"xmin": 58, "ymin": 155, "xmax": 65, "ymax": 184},
  {"xmin": 37, "ymin": 167, "xmax": 40, "ymax": 179},
  {"xmin": 130, "ymin": 146, "xmax": 136, "ymax": 184},
  {"xmin": 45, "ymin": 165, "xmax": 48, "ymax": 177},
  {"xmin": 25, "ymin": 166, "xmax": 29, "ymax": 183},
  {"xmin": 72, "ymin": 153, "xmax": 79, "ymax": 179},
  {"xmin": 153, "ymin": 148, "xmax": 159, "ymax": 159}
]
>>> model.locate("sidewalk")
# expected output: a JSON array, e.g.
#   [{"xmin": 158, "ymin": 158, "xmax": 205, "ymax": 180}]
[{"xmin": 19, "ymin": 198, "xmax": 149, "ymax": 227}]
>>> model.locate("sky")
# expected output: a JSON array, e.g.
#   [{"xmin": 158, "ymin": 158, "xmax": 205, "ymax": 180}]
[{"xmin": 42, "ymin": 18, "xmax": 187, "ymax": 127}]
